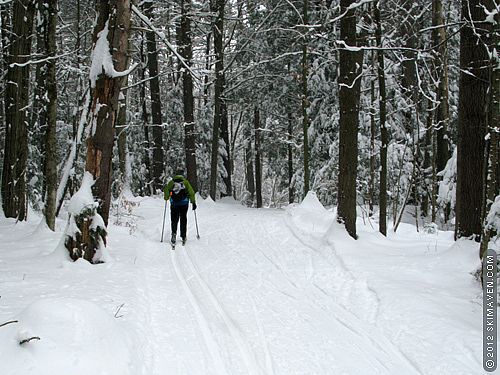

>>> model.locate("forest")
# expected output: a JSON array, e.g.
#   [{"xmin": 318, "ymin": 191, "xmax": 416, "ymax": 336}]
[{"xmin": 0, "ymin": 0, "xmax": 499, "ymax": 262}]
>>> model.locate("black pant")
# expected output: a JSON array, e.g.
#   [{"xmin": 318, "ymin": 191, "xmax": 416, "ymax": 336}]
[{"xmin": 171, "ymin": 204, "xmax": 189, "ymax": 238}]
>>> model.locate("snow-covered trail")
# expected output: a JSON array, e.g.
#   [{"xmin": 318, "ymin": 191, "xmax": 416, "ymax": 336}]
[
  {"xmin": 133, "ymin": 197, "xmax": 422, "ymax": 375},
  {"xmin": 0, "ymin": 194, "xmax": 489, "ymax": 375}
]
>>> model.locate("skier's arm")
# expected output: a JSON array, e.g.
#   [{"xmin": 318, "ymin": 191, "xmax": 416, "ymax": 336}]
[
  {"xmin": 184, "ymin": 179, "xmax": 196, "ymax": 203},
  {"xmin": 164, "ymin": 181, "xmax": 173, "ymax": 200}
]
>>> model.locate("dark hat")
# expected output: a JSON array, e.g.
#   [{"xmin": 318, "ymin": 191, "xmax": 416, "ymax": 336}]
[{"xmin": 175, "ymin": 169, "xmax": 185, "ymax": 176}]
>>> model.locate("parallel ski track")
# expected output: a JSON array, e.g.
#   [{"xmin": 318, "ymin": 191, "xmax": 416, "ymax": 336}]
[
  {"xmin": 170, "ymin": 249, "xmax": 230, "ymax": 375},
  {"xmin": 232, "ymin": 211, "xmax": 423, "ymax": 375},
  {"xmin": 172, "ymin": 245, "xmax": 264, "ymax": 375}
]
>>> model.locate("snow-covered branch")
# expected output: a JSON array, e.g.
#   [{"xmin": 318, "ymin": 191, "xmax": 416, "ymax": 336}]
[{"xmin": 131, "ymin": 4, "xmax": 199, "ymax": 81}]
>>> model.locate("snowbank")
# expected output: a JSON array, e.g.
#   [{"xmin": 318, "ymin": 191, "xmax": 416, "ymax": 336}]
[
  {"xmin": 287, "ymin": 191, "xmax": 333, "ymax": 237},
  {"xmin": 0, "ymin": 298, "xmax": 134, "ymax": 375}
]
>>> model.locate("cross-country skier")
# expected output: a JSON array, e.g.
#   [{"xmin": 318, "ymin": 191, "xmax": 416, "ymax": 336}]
[{"xmin": 164, "ymin": 169, "xmax": 197, "ymax": 246}]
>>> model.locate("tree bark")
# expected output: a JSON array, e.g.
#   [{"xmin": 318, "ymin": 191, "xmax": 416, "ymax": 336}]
[
  {"xmin": 455, "ymin": 0, "xmax": 492, "ymax": 240},
  {"xmin": 86, "ymin": 0, "xmax": 131, "ymax": 225},
  {"xmin": 288, "ymin": 112, "xmax": 295, "ymax": 204},
  {"xmin": 1, "ymin": 0, "xmax": 35, "ymax": 221},
  {"xmin": 43, "ymin": 0, "xmax": 58, "ymax": 230},
  {"xmin": 143, "ymin": 0, "xmax": 164, "ymax": 193},
  {"xmin": 117, "ymin": 85, "xmax": 128, "ymax": 186},
  {"xmin": 432, "ymin": 0, "xmax": 450, "ymax": 174},
  {"xmin": 178, "ymin": 0, "xmax": 198, "ymax": 191},
  {"xmin": 301, "ymin": 0, "xmax": 310, "ymax": 197},
  {"xmin": 254, "ymin": 107, "xmax": 263, "ymax": 208},
  {"xmin": 369, "ymin": 50, "xmax": 376, "ymax": 216},
  {"xmin": 337, "ymin": 0, "xmax": 363, "ymax": 239},
  {"xmin": 32, "ymin": 0, "xmax": 48, "ymax": 202},
  {"xmin": 139, "ymin": 36, "xmax": 152, "ymax": 195},
  {"xmin": 374, "ymin": 1, "xmax": 388, "ymax": 236},
  {"xmin": 209, "ymin": 0, "xmax": 229, "ymax": 199},
  {"xmin": 479, "ymin": 7, "xmax": 499, "ymax": 258},
  {"xmin": 244, "ymin": 118, "xmax": 255, "ymax": 205}
]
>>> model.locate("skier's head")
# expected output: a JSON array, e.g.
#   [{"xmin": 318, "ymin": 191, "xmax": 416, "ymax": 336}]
[{"xmin": 175, "ymin": 168, "xmax": 185, "ymax": 177}]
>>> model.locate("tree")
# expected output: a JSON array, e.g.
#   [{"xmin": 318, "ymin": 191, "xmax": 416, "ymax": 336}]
[
  {"xmin": 143, "ymin": 0, "xmax": 164, "ymax": 192},
  {"xmin": 479, "ymin": 3, "xmax": 499, "ymax": 258},
  {"xmin": 337, "ymin": 0, "xmax": 363, "ymax": 239},
  {"xmin": 301, "ymin": 0, "xmax": 310, "ymax": 196},
  {"xmin": 455, "ymin": 0, "xmax": 492, "ymax": 240},
  {"xmin": 178, "ymin": 0, "xmax": 198, "ymax": 191},
  {"xmin": 1, "ymin": 0, "xmax": 35, "ymax": 221},
  {"xmin": 65, "ymin": 0, "xmax": 132, "ymax": 262},
  {"xmin": 374, "ymin": 0, "xmax": 387, "ymax": 236},
  {"xmin": 43, "ymin": 0, "xmax": 58, "ymax": 230},
  {"xmin": 432, "ymin": 0, "xmax": 450, "ymax": 174},
  {"xmin": 254, "ymin": 106, "xmax": 263, "ymax": 208},
  {"xmin": 209, "ymin": 0, "xmax": 230, "ymax": 200}
]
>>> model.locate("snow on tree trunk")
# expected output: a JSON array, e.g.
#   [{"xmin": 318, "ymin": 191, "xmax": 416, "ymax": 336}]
[{"xmin": 64, "ymin": 0, "xmax": 132, "ymax": 263}]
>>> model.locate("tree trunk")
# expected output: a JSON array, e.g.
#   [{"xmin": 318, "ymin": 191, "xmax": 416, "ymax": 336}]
[
  {"xmin": 432, "ymin": 0, "xmax": 450, "ymax": 174},
  {"xmin": 65, "ymin": 0, "xmax": 132, "ymax": 263},
  {"xmin": 479, "ymin": 7, "xmax": 499, "ymax": 258},
  {"xmin": 337, "ymin": 0, "xmax": 363, "ymax": 239},
  {"xmin": 301, "ymin": 0, "xmax": 310, "ymax": 197},
  {"xmin": 32, "ymin": 1, "xmax": 48, "ymax": 201},
  {"xmin": 421, "ymin": 101, "xmax": 433, "ymax": 218},
  {"xmin": 139, "ymin": 37, "xmax": 152, "ymax": 195},
  {"xmin": 143, "ymin": 0, "xmax": 164, "ymax": 193},
  {"xmin": 244, "ymin": 119, "xmax": 255, "ymax": 206},
  {"xmin": 455, "ymin": 0, "xmax": 492, "ymax": 240},
  {"xmin": 288, "ymin": 112, "xmax": 295, "ymax": 204},
  {"xmin": 178, "ymin": 0, "xmax": 198, "ymax": 191},
  {"xmin": 375, "ymin": 1, "xmax": 388, "ymax": 236},
  {"xmin": 43, "ymin": 0, "xmax": 57, "ymax": 231},
  {"xmin": 1, "ymin": 0, "xmax": 35, "ymax": 221},
  {"xmin": 209, "ymin": 0, "xmax": 228, "ymax": 200},
  {"xmin": 254, "ymin": 107, "xmax": 263, "ymax": 208},
  {"xmin": 117, "ymin": 85, "xmax": 128, "ymax": 186},
  {"xmin": 369, "ymin": 50, "xmax": 376, "ymax": 216}
]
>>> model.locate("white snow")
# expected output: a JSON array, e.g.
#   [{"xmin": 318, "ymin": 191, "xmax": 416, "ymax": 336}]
[
  {"xmin": 89, "ymin": 21, "xmax": 137, "ymax": 88},
  {"xmin": 0, "ymin": 298, "xmax": 134, "ymax": 375},
  {"xmin": 438, "ymin": 146, "xmax": 457, "ymax": 208},
  {"xmin": 486, "ymin": 194, "xmax": 500, "ymax": 240},
  {"xmin": 0, "ymin": 194, "xmax": 496, "ymax": 374},
  {"xmin": 66, "ymin": 172, "xmax": 97, "ymax": 215}
]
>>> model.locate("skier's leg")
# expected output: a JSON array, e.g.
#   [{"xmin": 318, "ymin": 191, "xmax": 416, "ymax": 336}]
[
  {"xmin": 180, "ymin": 205, "xmax": 188, "ymax": 239},
  {"xmin": 171, "ymin": 205, "xmax": 180, "ymax": 236}
]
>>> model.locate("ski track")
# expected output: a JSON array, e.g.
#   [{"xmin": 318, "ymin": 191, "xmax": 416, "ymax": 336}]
[
  {"xmin": 176, "ymin": 244, "xmax": 265, "ymax": 375},
  {"xmin": 231, "ymin": 209, "xmax": 422, "ymax": 375},
  {"xmin": 171, "ymin": 248, "xmax": 230, "ymax": 375},
  {"xmin": 133, "ymin": 200, "xmax": 429, "ymax": 374}
]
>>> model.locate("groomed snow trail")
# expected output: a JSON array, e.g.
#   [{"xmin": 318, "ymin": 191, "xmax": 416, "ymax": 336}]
[{"xmin": 134, "ymin": 198, "xmax": 422, "ymax": 375}]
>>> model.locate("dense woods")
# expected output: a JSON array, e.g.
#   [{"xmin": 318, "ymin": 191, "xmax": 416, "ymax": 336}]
[{"xmin": 0, "ymin": 0, "xmax": 498, "ymax": 262}]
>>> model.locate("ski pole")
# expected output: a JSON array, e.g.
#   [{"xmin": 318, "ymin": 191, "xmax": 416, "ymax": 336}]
[
  {"xmin": 161, "ymin": 199, "xmax": 167, "ymax": 242},
  {"xmin": 194, "ymin": 209, "xmax": 200, "ymax": 239}
]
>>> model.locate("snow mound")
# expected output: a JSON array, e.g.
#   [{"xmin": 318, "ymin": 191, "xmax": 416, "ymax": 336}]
[
  {"xmin": 203, "ymin": 195, "xmax": 215, "ymax": 205},
  {"xmin": 299, "ymin": 191, "xmax": 326, "ymax": 212},
  {"xmin": 287, "ymin": 191, "xmax": 332, "ymax": 237},
  {"xmin": 0, "ymin": 298, "xmax": 133, "ymax": 375}
]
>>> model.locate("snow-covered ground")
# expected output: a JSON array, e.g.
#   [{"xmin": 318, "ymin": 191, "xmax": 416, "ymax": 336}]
[{"xmin": 0, "ymin": 193, "xmax": 495, "ymax": 375}]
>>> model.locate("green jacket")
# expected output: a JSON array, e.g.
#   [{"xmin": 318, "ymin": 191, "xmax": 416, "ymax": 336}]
[{"xmin": 164, "ymin": 175, "xmax": 196, "ymax": 204}]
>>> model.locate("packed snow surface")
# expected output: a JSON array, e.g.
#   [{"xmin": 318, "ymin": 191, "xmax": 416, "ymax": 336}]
[{"xmin": 0, "ymin": 194, "xmax": 495, "ymax": 374}]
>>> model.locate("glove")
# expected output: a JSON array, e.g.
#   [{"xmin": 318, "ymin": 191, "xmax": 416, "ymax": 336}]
[{"xmin": 192, "ymin": 202, "xmax": 197, "ymax": 211}]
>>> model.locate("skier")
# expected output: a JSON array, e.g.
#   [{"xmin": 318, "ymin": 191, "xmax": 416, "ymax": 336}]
[{"xmin": 164, "ymin": 169, "xmax": 197, "ymax": 246}]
